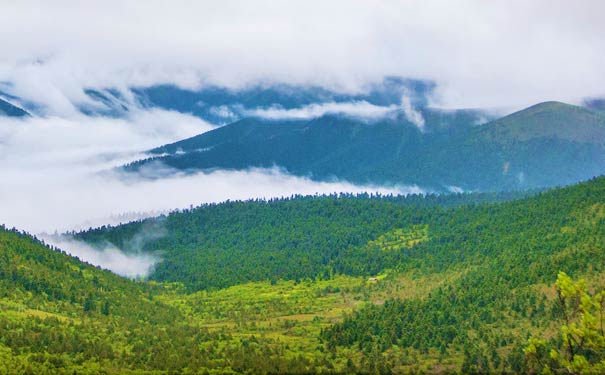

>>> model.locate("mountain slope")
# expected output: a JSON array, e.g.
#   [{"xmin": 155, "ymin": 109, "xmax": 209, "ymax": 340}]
[
  {"xmin": 0, "ymin": 226, "xmax": 221, "ymax": 373},
  {"xmin": 322, "ymin": 175, "xmax": 605, "ymax": 372},
  {"xmin": 73, "ymin": 176, "xmax": 605, "ymax": 373},
  {"xmin": 480, "ymin": 101, "xmax": 605, "ymax": 144},
  {"xmin": 130, "ymin": 77, "xmax": 434, "ymax": 123},
  {"xmin": 76, "ymin": 193, "xmax": 477, "ymax": 290},
  {"xmin": 125, "ymin": 101, "xmax": 605, "ymax": 191},
  {"xmin": 0, "ymin": 97, "xmax": 29, "ymax": 117},
  {"xmin": 125, "ymin": 108, "xmax": 484, "ymax": 183},
  {"xmin": 76, "ymin": 77, "xmax": 434, "ymax": 123},
  {"xmin": 4, "ymin": 176, "xmax": 605, "ymax": 373}
]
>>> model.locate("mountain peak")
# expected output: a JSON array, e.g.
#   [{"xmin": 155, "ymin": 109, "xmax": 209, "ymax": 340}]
[{"xmin": 482, "ymin": 101, "xmax": 605, "ymax": 144}]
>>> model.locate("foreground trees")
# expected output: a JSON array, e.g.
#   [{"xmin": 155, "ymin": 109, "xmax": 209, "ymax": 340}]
[{"xmin": 526, "ymin": 272, "xmax": 605, "ymax": 374}]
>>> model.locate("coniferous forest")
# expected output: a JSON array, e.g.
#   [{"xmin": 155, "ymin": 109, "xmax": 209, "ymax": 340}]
[{"xmin": 2, "ymin": 176, "xmax": 605, "ymax": 373}]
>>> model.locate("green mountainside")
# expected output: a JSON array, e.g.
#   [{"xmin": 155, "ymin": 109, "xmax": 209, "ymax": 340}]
[
  {"xmin": 75, "ymin": 192, "xmax": 524, "ymax": 291},
  {"xmin": 2, "ymin": 176, "xmax": 605, "ymax": 373},
  {"xmin": 0, "ymin": 227, "xmax": 218, "ymax": 374},
  {"xmin": 125, "ymin": 102, "xmax": 605, "ymax": 191},
  {"xmin": 480, "ymin": 101, "xmax": 605, "ymax": 144}
]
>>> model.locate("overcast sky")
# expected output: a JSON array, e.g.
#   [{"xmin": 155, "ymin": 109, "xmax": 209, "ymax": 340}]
[{"xmin": 1, "ymin": 0, "xmax": 604, "ymax": 112}]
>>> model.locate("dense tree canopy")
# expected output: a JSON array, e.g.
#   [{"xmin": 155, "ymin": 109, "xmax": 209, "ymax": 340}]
[{"xmin": 2, "ymin": 176, "xmax": 605, "ymax": 373}]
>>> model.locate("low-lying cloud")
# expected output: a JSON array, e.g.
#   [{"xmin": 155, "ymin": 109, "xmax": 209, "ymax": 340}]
[
  {"xmin": 43, "ymin": 235, "xmax": 159, "ymax": 279},
  {"xmin": 1, "ymin": 163, "xmax": 421, "ymax": 234},
  {"xmin": 0, "ymin": 110, "xmax": 424, "ymax": 276},
  {"xmin": 42, "ymin": 219, "xmax": 167, "ymax": 278},
  {"xmin": 400, "ymin": 94, "xmax": 425, "ymax": 131},
  {"xmin": 244, "ymin": 94, "xmax": 427, "ymax": 129},
  {"xmin": 246, "ymin": 100, "xmax": 399, "ymax": 121}
]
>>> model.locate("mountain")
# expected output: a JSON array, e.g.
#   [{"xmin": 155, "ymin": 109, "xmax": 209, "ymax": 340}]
[
  {"xmin": 78, "ymin": 77, "xmax": 434, "ymax": 123},
  {"xmin": 0, "ymin": 225, "xmax": 211, "ymax": 373},
  {"xmin": 479, "ymin": 101, "xmax": 605, "ymax": 144},
  {"xmin": 125, "ymin": 101, "xmax": 605, "ymax": 191},
  {"xmin": 4, "ymin": 175, "xmax": 605, "ymax": 373},
  {"xmin": 0, "ymin": 97, "xmax": 29, "ymax": 117},
  {"xmin": 396, "ymin": 101, "xmax": 605, "ymax": 190},
  {"xmin": 126, "ymin": 106, "xmax": 484, "ymax": 181},
  {"xmin": 71, "ymin": 175, "xmax": 605, "ymax": 373},
  {"xmin": 79, "ymin": 88, "xmax": 131, "ymax": 117},
  {"xmin": 75, "ymin": 190, "xmax": 525, "ymax": 291},
  {"xmin": 130, "ymin": 77, "xmax": 434, "ymax": 123},
  {"xmin": 583, "ymin": 97, "xmax": 605, "ymax": 112}
]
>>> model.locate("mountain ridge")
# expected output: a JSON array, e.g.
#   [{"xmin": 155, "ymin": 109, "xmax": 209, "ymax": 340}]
[{"xmin": 123, "ymin": 101, "xmax": 605, "ymax": 192}]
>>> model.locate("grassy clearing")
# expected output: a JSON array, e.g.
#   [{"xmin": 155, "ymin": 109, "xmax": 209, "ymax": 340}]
[
  {"xmin": 151, "ymin": 267, "xmax": 465, "ymax": 368},
  {"xmin": 368, "ymin": 224, "xmax": 429, "ymax": 251}
]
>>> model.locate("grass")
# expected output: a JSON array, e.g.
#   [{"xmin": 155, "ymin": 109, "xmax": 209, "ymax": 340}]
[{"xmin": 368, "ymin": 224, "xmax": 429, "ymax": 251}]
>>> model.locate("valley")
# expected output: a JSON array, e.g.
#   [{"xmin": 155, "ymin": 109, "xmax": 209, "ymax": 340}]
[{"xmin": 2, "ymin": 176, "xmax": 605, "ymax": 373}]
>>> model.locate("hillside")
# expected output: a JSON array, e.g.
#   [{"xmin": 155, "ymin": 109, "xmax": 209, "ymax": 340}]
[
  {"xmin": 124, "ymin": 108, "xmax": 485, "ymax": 186},
  {"xmin": 76, "ymin": 78, "xmax": 434, "ymax": 123},
  {"xmin": 70, "ymin": 175, "xmax": 605, "ymax": 373},
  {"xmin": 3, "ymin": 177, "xmax": 605, "ymax": 373},
  {"xmin": 75, "ymin": 191, "xmax": 522, "ymax": 291},
  {"xmin": 0, "ymin": 226, "xmax": 215, "ymax": 373},
  {"xmin": 480, "ymin": 101, "xmax": 605, "ymax": 144},
  {"xmin": 0, "ymin": 225, "xmax": 351, "ymax": 374},
  {"xmin": 125, "ymin": 101, "xmax": 605, "ymax": 192}
]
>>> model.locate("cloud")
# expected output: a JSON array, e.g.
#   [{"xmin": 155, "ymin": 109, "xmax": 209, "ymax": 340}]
[
  {"xmin": 42, "ymin": 235, "xmax": 159, "ymax": 279},
  {"xmin": 245, "ymin": 100, "xmax": 398, "ymax": 121},
  {"xmin": 0, "ymin": 109, "xmax": 212, "ymax": 233},
  {"xmin": 0, "ymin": 108, "xmax": 423, "ymax": 276},
  {"xmin": 1, "ymin": 0, "xmax": 604, "ymax": 111},
  {"xmin": 0, "ymin": 111, "xmax": 423, "ymax": 235},
  {"xmin": 244, "ymin": 94, "xmax": 427, "ymax": 129},
  {"xmin": 400, "ymin": 94, "xmax": 425, "ymax": 130},
  {"xmin": 31, "ymin": 163, "xmax": 419, "ymax": 278}
]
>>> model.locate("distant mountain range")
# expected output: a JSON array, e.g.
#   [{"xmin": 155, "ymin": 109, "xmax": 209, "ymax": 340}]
[
  {"xmin": 125, "ymin": 101, "xmax": 605, "ymax": 192},
  {"xmin": 0, "ymin": 97, "xmax": 29, "ymax": 117},
  {"xmin": 3, "ymin": 78, "xmax": 604, "ymax": 193},
  {"xmin": 82, "ymin": 77, "xmax": 434, "ymax": 123}
]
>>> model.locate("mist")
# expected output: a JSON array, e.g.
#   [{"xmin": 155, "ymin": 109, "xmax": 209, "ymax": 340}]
[
  {"xmin": 0, "ymin": 111, "xmax": 420, "ymax": 234},
  {"xmin": 244, "ymin": 94, "xmax": 426, "ymax": 129},
  {"xmin": 0, "ymin": 109, "xmax": 422, "ymax": 276},
  {"xmin": 43, "ymin": 235, "xmax": 159, "ymax": 279}
]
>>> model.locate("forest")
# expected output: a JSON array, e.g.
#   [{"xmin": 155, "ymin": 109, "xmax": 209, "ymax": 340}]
[
  {"xmin": 125, "ymin": 101, "xmax": 605, "ymax": 192},
  {"xmin": 2, "ymin": 176, "xmax": 605, "ymax": 373}
]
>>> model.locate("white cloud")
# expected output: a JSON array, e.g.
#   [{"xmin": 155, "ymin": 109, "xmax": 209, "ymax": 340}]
[
  {"xmin": 0, "ymin": 112, "xmax": 422, "ymax": 235},
  {"xmin": 0, "ymin": 109, "xmax": 423, "ymax": 276},
  {"xmin": 0, "ymin": 0, "xmax": 603, "ymax": 112},
  {"xmin": 246, "ymin": 101, "xmax": 399, "ymax": 121},
  {"xmin": 43, "ymin": 235, "xmax": 159, "ymax": 279},
  {"xmin": 400, "ymin": 94, "xmax": 425, "ymax": 130},
  {"xmin": 245, "ymin": 95, "xmax": 428, "ymax": 129}
]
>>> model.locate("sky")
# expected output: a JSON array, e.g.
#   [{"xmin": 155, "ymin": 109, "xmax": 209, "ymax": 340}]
[
  {"xmin": 0, "ymin": 0, "xmax": 603, "ymax": 276},
  {"xmin": 0, "ymin": 0, "xmax": 604, "ymax": 112}
]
